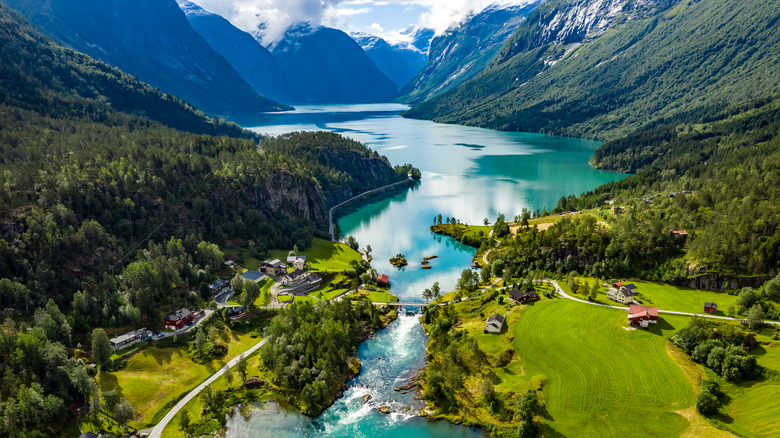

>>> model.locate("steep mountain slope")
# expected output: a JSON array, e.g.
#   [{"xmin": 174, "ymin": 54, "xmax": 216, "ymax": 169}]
[
  {"xmin": 404, "ymin": 0, "xmax": 780, "ymax": 140},
  {"xmin": 269, "ymin": 23, "xmax": 399, "ymax": 103},
  {"xmin": 177, "ymin": 0, "xmax": 296, "ymax": 104},
  {"xmin": 0, "ymin": 3, "xmax": 254, "ymax": 137},
  {"xmin": 351, "ymin": 31, "xmax": 429, "ymax": 89},
  {"xmin": 3, "ymin": 0, "xmax": 288, "ymax": 115},
  {"xmin": 399, "ymin": 2, "xmax": 541, "ymax": 104}
]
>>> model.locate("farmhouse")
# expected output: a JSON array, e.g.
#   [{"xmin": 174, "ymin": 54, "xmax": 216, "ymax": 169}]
[
  {"xmin": 240, "ymin": 270, "xmax": 264, "ymax": 283},
  {"xmin": 704, "ymin": 302, "xmax": 718, "ymax": 314},
  {"xmin": 376, "ymin": 274, "xmax": 390, "ymax": 285},
  {"xmin": 164, "ymin": 307, "xmax": 194, "ymax": 330},
  {"xmin": 509, "ymin": 288, "xmax": 539, "ymax": 302},
  {"xmin": 628, "ymin": 304, "xmax": 658, "ymax": 328},
  {"xmin": 209, "ymin": 279, "xmax": 229, "ymax": 296},
  {"xmin": 607, "ymin": 283, "xmax": 638, "ymax": 304},
  {"xmin": 282, "ymin": 269, "xmax": 310, "ymax": 287},
  {"xmin": 287, "ymin": 255, "xmax": 307, "ymax": 271},
  {"xmin": 109, "ymin": 328, "xmax": 151, "ymax": 351},
  {"xmin": 484, "ymin": 313, "xmax": 505, "ymax": 334},
  {"xmin": 262, "ymin": 259, "xmax": 287, "ymax": 276}
]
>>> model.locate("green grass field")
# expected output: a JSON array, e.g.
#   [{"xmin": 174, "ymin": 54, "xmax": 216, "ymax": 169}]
[
  {"xmin": 629, "ymin": 280, "xmax": 739, "ymax": 315},
  {"xmin": 98, "ymin": 329, "xmax": 259, "ymax": 428},
  {"xmin": 278, "ymin": 294, "xmax": 292, "ymax": 302},
  {"xmin": 511, "ymin": 299, "xmax": 695, "ymax": 437},
  {"xmin": 267, "ymin": 237, "xmax": 362, "ymax": 272}
]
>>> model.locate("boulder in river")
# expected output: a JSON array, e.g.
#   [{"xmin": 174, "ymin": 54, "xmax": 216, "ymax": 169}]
[
  {"xmin": 362, "ymin": 394, "xmax": 372, "ymax": 404},
  {"xmin": 377, "ymin": 406, "xmax": 391, "ymax": 414}
]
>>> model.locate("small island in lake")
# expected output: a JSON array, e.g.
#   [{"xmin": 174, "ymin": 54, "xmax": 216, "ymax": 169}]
[
  {"xmin": 389, "ymin": 253, "xmax": 408, "ymax": 267},
  {"xmin": 423, "ymin": 255, "xmax": 438, "ymax": 260}
]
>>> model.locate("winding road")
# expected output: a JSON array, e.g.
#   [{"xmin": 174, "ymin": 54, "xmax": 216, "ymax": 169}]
[
  {"xmin": 147, "ymin": 337, "xmax": 268, "ymax": 438},
  {"xmin": 542, "ymin": 279, "xmax": 780, "ymax": 326},
  {"xmin": 328, "ymin": 178, "xmax": 414, "ymax": 241}
]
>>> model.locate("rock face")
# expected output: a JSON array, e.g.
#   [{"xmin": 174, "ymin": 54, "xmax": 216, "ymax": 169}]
[
  {"xmin": 261, "ymin": 171, "xmax": 328, "ymax": 224},
  {"xmin": 677, "ymin": 274, "xmax": 768, "ymax": 293},
  {"xmin": 399, "ymin": 2, "xmax": 541, "ymax": 104}
]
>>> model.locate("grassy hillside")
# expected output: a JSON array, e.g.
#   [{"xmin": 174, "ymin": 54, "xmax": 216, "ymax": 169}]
[{"xmin": 405, "ymin": 0, "xmax": 780, "ymax": 140}]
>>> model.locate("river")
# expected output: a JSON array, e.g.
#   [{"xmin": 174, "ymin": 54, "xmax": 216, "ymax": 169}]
[{"xmin": 222, "ymin": 104, "xmax": 625, "ymax": 436}]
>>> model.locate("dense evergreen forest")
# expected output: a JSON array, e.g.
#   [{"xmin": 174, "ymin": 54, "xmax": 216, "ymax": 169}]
[
  {"xmin": 436, "ymin": 95, "xmax": 780, "ymax": 308},
  {"xmin": 258, "ymin": 300, "xmax": 392, "ymax": 415},
  {"xmin": 0, "ymin": 6, "xmax": 413, "ymax": 435}
]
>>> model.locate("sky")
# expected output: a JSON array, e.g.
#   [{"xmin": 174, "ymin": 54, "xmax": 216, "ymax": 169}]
[{"xmin": 189, "ymin": 0, "xmax": 531, "ymax": 45}]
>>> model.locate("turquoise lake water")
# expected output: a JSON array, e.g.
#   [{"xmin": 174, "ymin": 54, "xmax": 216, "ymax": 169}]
[{"xmin": 225, "ymin": 104, "xmax": 626, "ymax": 437}]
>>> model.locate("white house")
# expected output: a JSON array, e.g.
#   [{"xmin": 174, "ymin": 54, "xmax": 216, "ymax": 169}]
[
  {"xmin": 282, "ymin": 270, "xmax": 310, "ymax": 287},
  {"xmin": 607, "ymin": 282, "xmax": 638, "ymax": 304},
  {"xmin": 109, "ymin": 328, "xmax": 152, "ymax": 351},
  {"xmin": 484, "ymin": 313, "xmax": 505, "ymax": 334}
]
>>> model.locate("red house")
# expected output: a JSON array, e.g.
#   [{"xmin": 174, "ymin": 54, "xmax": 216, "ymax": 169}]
[
  {"xmin": 164, "ymin": 308, "xmax": 194, "ymax": 330},
  {"xmin": 377, "ymin": 274, "xmax": 390, "ymax": 285},
  {"xmin": 628, "ymin": 304, "xmax": 658, "ymax": 328},
  {"xmin": 704, "ymin": 302, "xmax": 718, "ymax": 314},
  {"xmin": 509, "ymin": 288, "xmax": 539, "ymax": 302}
]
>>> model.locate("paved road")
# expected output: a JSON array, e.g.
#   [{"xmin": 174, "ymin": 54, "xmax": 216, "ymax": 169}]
[
  {"xmin": 542, "ymin": 280, "xmax": 780, "ymax": 326},
  {"xmin": 147, "ymin": 337, "xmax": 269, "ymax": 438}
]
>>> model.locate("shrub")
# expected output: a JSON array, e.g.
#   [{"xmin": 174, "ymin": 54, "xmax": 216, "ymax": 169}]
[{"xmin": 696, "ymin": 389, "xmax": 720, "ymax": 415}]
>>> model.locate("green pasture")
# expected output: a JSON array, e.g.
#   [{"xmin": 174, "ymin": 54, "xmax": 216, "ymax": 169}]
[
  {"xmin": 629, "ymin": 280, "xmax": 739, "ymax": 315},
  {"xmin": 267, "ymin": 237, "xmax": 362, "ymax": 272},
  {"xmin": 98, "ymin": 328, "xmax": 259, "ymax": 428},
  {"xmin": 511, "ymin": 299, "xmax": 694, "ymax": 437}
]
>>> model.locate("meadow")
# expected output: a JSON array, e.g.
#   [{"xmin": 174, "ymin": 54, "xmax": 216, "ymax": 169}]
[
  {"xmin": 267, "ymin": 237, "xmax": 362, "ymax": 272},
  {"xmin": 98, "ymin": 327, "xmax": 260, "ymax": 428}
]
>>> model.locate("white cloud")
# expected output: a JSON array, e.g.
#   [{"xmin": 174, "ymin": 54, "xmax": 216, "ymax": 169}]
[{"xmin": 189, "ymin": 0, "xmax": 535, "ymax": 45}]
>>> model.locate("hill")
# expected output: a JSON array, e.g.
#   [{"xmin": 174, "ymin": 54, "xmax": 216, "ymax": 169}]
[
  {"xmin": 3, "ymin": 0, "xmax": 288, "ymax": 115},
  {"xmin": 404, "ymin": 0, "xmax": 780, "ymax": 140},
  {"xmin": 399, "ymin": 2, "xmax": 541, "ymax": 105}
]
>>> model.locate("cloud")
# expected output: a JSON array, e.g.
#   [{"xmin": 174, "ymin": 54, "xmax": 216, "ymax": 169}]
[{"xmin": 188, "ymin": 0, "xmax": 534, "ymax": 45}]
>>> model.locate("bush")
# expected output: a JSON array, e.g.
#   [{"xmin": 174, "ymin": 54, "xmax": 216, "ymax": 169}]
[{"xmin": 696, "ymin": 389, "xmax": 720, "ymax": 415}]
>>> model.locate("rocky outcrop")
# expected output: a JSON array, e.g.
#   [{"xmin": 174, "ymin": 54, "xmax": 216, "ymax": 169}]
[
  {"xmin": 677, "ymin": 273, "xmax": 768, "ymax": 292},
  {"xmin": 260, "ymin": 171, "xmax": 328, "ymax": 224},
  {"xmin": 244, "ymin": 376, "xmax": 265, "ymax": 388},
  {"xmin": 316, "ymin": 149, "xmax": 402, "ymax": 207}
]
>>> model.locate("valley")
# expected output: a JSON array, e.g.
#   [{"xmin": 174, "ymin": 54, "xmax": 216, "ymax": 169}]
[{"xmin": 1, "ymin": 0, "xmax": 780, "ymax": 437}]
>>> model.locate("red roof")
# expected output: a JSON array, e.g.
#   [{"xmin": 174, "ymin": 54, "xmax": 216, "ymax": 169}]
[
  {"xmin": 377, "ymin": 274, "xmax": 389, "ymax": 283},
  {"xmin": 628, "ymin": 304, "xmax": 658, "ymax": 319},
  {"xmin": 612, "ymin": 281, "xmax": 625, "ymax": 288}
]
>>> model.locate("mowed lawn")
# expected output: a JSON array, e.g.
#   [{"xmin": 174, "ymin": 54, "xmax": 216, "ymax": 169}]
[
  {"xmin": 512, "ymin": 299, "xmax": 695, "ymax": 437},
  {"xmin": 724, "ymin": 328, "xmax": 780, "ymax": 437},
  {"xmin": 267, "ymin": 237, "xmax": 362, "ymax": 272},
  {"xmin": 630, "ymin": 280, "xmax": 739, "ymax": 315}
]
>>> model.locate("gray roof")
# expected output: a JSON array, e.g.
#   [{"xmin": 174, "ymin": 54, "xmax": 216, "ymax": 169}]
[
  {"xmin": 285, "ymin": 269, "xmax": 308, "ymax": 280},
  {"xmin": 487, "ymin": 313, "xmax": 505, "ymax": 324},
  {"xmin": 623, "ymin": 283, "xmax": 638, "ymax": 291},
  {"xmin": 266, "ymin": 259, "xmax": 284, "ymax": 268},
  {"xmin": 705, "ymin": 302, "xmax": 717, "ymax": 308},
  {"xmin": 109, "ymin": 328, "xmax": 149, "ymax": 345},
  {"xmin": 287, "ymin": 255, "xmax": 307, "ymax": 263},
  {"xmin": 165, "ymin": 307, "xmax": 192, "ymax": 321},
  {"xmin": 241, "ymin": 270, "xmax": 263, "ymax": 282},
  {"xmin": 209, "ymin": 279, "xmax": 229, "ymax": 289}
]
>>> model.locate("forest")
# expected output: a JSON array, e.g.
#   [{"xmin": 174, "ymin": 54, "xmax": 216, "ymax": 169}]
[{"xmin": 257, "ymin": 300, "xmax": 392, "ymax": 415}]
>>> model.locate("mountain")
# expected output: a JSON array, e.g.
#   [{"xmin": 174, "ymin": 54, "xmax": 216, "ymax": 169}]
[
  {"xmin": 404, "ymin": 0, "xmax": 780, "ymax": 140},
  {"xmin": 350, "ymin": 31, "xmax": 430, "ymax": 89},
  {"xmin": 399, "ymin": 2, "xmax": 541, "ymax": 104},
  {"xmin": 0, "ymin": 2, "xmax": 257, "ymax": 138},
  {"xmin": 2, "ymin": 0, "xmax": 289, "ymax": 115},
  {"xmin": 268, "ymin": 23, "xmax": 399, "ymax": 103},
  {"xmin": 177, "ymin": 0, "xmax": 296, "ymax": 104}
]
